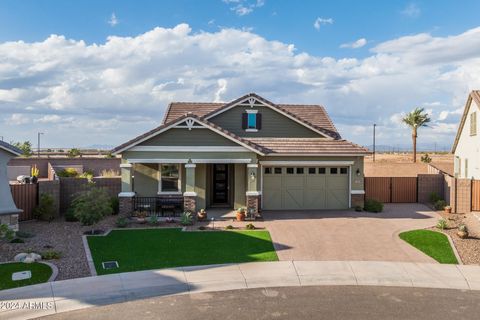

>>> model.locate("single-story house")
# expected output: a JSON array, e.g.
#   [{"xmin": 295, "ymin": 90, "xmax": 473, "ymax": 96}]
[
  {"xmin": 452, "ymin": 90, "xmax": 480, "ymax": 179},
  {"xmin": 112, "ymin": 93, "xmax": 369, "ymax": 215},
  {"xmin": 0, "ymin": 141, "xmax": 23, "ymax": 231}
]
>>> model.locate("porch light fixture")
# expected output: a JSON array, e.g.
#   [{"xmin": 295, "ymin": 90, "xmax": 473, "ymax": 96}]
[
  {"xmin": 250, "ymin": 171, "xmax": 256, "ymax": 181},
  {"xmin": 356, "ymin": 169, "xmax": 361, "ymax": 176}
]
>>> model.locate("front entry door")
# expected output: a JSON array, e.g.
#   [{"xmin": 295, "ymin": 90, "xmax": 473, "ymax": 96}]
[{"xmin": 213, "ymin": 164, "xmax": 229, "ymax": 205}]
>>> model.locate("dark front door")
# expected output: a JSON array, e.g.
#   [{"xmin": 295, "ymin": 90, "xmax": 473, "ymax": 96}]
[{"xmin": 213, "ymin": 164, "xmax": 229, "ymax": 205}]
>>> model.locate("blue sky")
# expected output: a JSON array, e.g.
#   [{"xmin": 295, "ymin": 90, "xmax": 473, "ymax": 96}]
[{"xmin": 1, "ymin": 0, "xmax": 480, "ymax": 149}]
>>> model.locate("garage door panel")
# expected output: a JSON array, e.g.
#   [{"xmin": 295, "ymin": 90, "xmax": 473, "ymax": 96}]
[
  {"xmin": 284, "ymin": 176, "xmax": 304, "ymax": 187},
  {"xmin": 284, "ymin": 189, "xmax": 303, "ymax": 209},
  {"xmin": 326, "ymin": 189, "xmax": 349, "ymax": 209},
  {"xmin": 306, "ymin": 176, "xmax": 326, "ymax": 188},
  {"xmin": 304, "ymin": 188, "xmax": 326, "ymax": 209},
  {"xmin": 264, "ymin": 175, "xmax": 283, "ymax": 210}
]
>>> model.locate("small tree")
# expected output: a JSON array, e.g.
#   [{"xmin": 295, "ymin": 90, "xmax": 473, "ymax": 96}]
[
  {"xmin": 72, "ymin": 186, "xmax": 112, "ymax": 233},
  {"xmin": 402, "ymin": 108, "xmax": 431, "ymax": 163},
  {"xmin": 11, "ymin": 141, "xmax": 32, "ymax": 157},
  {"xmin": 33, "ymin": 193, "xmax": 56, "ymax": 221},
  {"xmin": 67, "ymin": 148, "xmax": 82, "ymax": 158},
  {"xmin": 0, "ymin": 224, "xmax": 15, "ymax": 241}
]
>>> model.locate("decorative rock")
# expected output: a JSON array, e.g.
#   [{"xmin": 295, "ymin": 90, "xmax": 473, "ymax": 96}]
[
  {"xmin": 14, "ymin": 253, "xmax": 28, "ymax": 262},
  {"xmin": 23, "ymin": 257, "xmax": 35, "ymax": 263},
  {"xmin": 30, "ymin": 253, "xmax": 42, "ymax": 261},
  {"xmin": 13, "ymin": 252, "xmax": 42, "ymax": 263}
]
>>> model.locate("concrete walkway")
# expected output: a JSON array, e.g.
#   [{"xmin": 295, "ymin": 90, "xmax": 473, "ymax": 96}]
[{"xmin": 1, "ymin": 261, "xmax": 480, "ymax": 320}]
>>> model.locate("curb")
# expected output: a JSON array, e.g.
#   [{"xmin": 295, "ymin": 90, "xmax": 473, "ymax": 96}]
[
  {"xmin": 443, "ymin": 232, "xmax": 463, "ymax": 265},
  {"xmin": 81, "ymin": 235, "xmax": 97, "ymax": 276}
]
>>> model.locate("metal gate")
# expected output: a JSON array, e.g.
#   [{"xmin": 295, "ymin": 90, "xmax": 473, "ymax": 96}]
[{"xmin": 365, "ymin": 177, "xmax": 417, "ymax": 203}]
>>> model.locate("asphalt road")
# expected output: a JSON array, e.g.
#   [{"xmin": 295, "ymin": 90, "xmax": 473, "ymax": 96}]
[{"xmin": 42, "ymin": 286, "xmax": 480, "ymax": 320}]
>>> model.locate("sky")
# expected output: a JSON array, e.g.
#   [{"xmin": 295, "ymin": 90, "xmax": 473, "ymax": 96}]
[{"xmin": 1, "ymin": 0, "xmax": 480, "ymax": 150}]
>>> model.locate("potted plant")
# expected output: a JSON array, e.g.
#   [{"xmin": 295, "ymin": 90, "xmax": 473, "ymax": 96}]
[
  {"xmin": 197, "ymin": 208, "xmax": 207, "ymax": 221},
  {"xmin": 31, "ymin": 165, "xmax": 39, "ymax": 184},
  {"xmin": 236, "ymin": 207, "xmax": 246, "ymax": 221},
  {"xmin": 444, "ymin": 205, "xmax": 452, "ymax": 214},
  {"xmin": 457, "ymin": 224, "xmax": 469, "ymax": 239},
  {"xmin": 136, "ymin": 211, "xmax": 147, "ymax": 223}
]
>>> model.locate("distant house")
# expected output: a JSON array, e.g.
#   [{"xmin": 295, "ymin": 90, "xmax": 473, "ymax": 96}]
[
  {"xmin": 0, "ymin": 141, "xmax": 22, "ymax": 231},
  {"xmin": 112, "ymin": 93, "xmax": 369, "ymax": 215},
  {"xmin": 452, "ymin": 90, "xmax": 480, "ymax": 179}
]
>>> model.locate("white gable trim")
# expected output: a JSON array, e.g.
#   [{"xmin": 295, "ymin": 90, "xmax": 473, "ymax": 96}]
[
  {"xmin": 452, "ymin": 95, "xmax": 480, "ymax": 153},
  {"xmin": 204, "ymin": 96, "xmax": 333, "ymax": 139},
  {"xmin": 129, "ymin": 146, "xmax": 250, "ymax": 152},
  {"xmin": 0, "ymin": 145, "xmax": 21, "ymax": 156},
  {"xmin": 113, "ymin": 116, "xmax": 264, "ymax": 156}
]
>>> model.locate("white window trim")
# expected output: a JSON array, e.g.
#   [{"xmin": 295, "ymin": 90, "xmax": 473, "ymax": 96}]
[
  {"xmin": 158, "ymin": 163, "xmax": 182, "ymax": 194},
  {"xmin": 246, "ymin": 109, "xmax": 258, "ymax": 114},
  {"xmin": 245, "ymin": 129, "xmax": 258, "ymax": 132},
  {"xmin": 246, "ymin": 110, "xmax": 258, "ymax": 131}
]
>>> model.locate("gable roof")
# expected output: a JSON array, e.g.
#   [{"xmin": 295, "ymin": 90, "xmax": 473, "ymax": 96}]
[
  {"xmin": 112, "ymin": 113, "xmax": 266, "ymax": 155},
  {"xmin": 163, "ymin": 93, "xmax": 341, "ymax": 139},
  {"xmin": 0, "ymin": 141, "xmax": 22, "ymax": 156},
  {"xmin": 451, "ymin": 90, "xmax": 480, "ymax": 153}
]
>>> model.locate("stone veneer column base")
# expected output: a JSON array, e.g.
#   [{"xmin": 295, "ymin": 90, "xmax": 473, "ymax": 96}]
[
  {"xmin": 183, "ymin": 196, "xmax": 196, "ymax": 213},
  {"xmin": 0, "ymin": 213, "xmax": 19, "ymax": 232},
  {"xmin": 119, "ymin": 196, "xmax": 134, "ymax": 216},
  {"xmin": 351, "ymin": 194, "xmax": 365, "ymax": 208},
  {"xmin": 246, "ymin": 195, "xmax": 260, "ymax": 215}
]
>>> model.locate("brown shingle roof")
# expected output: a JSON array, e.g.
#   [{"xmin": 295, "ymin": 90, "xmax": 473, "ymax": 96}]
[
  {"xmin": 244, "ymin": 138, "xmax": 370, "ymax": 155},
  {"xmin": 162, "ymin": 93, "xmax": 341, "ymax": 139}
]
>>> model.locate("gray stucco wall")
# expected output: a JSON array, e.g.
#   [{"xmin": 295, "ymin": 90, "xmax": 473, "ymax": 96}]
[{"xmin": 139, "ymin": 128, "xmax": 239, "ymax": 147}]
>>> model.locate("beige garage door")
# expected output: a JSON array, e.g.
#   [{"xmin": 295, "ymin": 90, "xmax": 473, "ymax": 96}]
[{"xmin": 263, "ymin": 166, "xmax": 349, "ymax": 210}]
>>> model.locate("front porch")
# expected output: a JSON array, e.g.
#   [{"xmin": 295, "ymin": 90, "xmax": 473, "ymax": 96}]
[{"xmin": 118, "ymin": 159, "xmax": 261, "ymax": 216}]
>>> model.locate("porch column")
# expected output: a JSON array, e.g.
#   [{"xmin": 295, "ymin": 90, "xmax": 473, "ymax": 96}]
[
  {"xmin": 119, "ymin": 163, "xmax": 135, "ymax": 215},
  {"xmin": 183, "ymin": 163, "xmax": 197, "ymax": 212},
  {"xmin": 246, "ymin": 163, "xmax": 261, "ymax": 216}
]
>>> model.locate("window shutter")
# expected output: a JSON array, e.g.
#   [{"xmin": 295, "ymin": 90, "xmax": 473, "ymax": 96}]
[
  {"xmin": 256, "ymin": 113, "xmax": 262, "ymax": 130},
  {"xmin": 242, "ymin": 113, "xmax": 248, "ymax": 129}
]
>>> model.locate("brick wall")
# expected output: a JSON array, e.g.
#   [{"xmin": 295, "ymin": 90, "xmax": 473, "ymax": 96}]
[
  {"xmin": 417, "ymin": 174, "xmax": 444, "ymax": 204},
  {"xmin": 456, "ymin": 179, "xmax": 472, "ymax": 214},
  {"xmin": 351, "ymin": 194, "xmax": 365, "ymax": 208}
]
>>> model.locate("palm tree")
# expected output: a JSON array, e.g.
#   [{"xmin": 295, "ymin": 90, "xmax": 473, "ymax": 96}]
[{"xmin": 402, "ymin": 108, "xmax": 431, "ymax": 163}]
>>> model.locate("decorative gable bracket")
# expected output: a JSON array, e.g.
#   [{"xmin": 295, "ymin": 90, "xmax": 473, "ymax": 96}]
[{"xmin": 185, "ymin": 119, "xmax": 195, "ymax": 130}]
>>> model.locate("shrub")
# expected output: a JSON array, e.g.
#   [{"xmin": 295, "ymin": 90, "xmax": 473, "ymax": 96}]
[
  {"xmin": 458, "ymin": 224, "xmax": 468, "ymax": 232},
  {"xmin": 71, "ymin": 186, "xmax": 112, "ymax": 233},
  {"xmin": 33, "ymin": 193, "xmax": 55, "ymax": 221},
  {"xmin": 64, "ymin": 207, "xmax": 79, "ymax": 222},
  {"xmin": 429, "ymin": 192, "xmax": 442, "ymax": 204},
  {"xmin": 436, "ymin": 218, "xmax": 448, "ymax": 230},
  {"xmin": 67, "ymin": 148, "xmax": 82, "ymax": 158},
  {"xmin": 198, "ymin": 226, "xmax": 206, "ymax": 230},
  {"xmin": 180, "ymin": 212, "xmax": 193, "ymax": 226},
  {"xmin": 246, "ymin": 223, "xmax": 256, "ymax": 230},
  {"xmin": 15, "ymin": 231, "xmax": 34, "ymax": 238},
  {"xmin": 110, "ymin": 197, "xmax": 119, "ymax": 215},
  {"xmin": 41, "ymin": 250, "xmax": 61, "ymax": 260},
  {"xmin": 10, "ymin": 238, "xmax": 24, "ymax": 243},
  {"xmin": 354, "ymin": 205, "xmax": 362, "ymax": 212},
  {"xmin": 148, "ymin": 214, "xmax": 159, "ymax": 225},
  {"xmin": 116, "ymin": 217, "xmax": 128, "ymax": 228},
  {"xmin": 421, "ymin": 153, "xmax": 432, "ymax": 163},
  {"xmin": 100, "ymin": 169, "xmax": 120, "ymax": 177},
  {"xmin": 225, "ymin": 225, "xmax": 234, "ymax": 230},
  {"xmin": 363, "ymin": 199, "xmax": 384, "ymax": 213},
  {"xmin": 434, "ymin": 200, "xmax": 447, "ymax": 211},
  {"xmin": 57, "ymin": 168, "xmax": 78, "ymax": 177},
  {"xmin": 78, "ymin": 169, "xmax": 94, "ymax": 182}
]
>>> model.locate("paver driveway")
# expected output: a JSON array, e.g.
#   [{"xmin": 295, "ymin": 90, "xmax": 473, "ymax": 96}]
[{"xmin": 263, "ymin": 203, "xmax": 440, "ymax": 263}]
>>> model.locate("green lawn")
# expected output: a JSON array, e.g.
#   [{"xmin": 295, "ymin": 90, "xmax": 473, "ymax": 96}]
[
  {"xmin": 87, "ymin": 228, "xmax": 278, "ymax": 275},
  {"xmin": 399, "ymin": 230, "xmax": 458, "ymax": 264},
  {"xmin": 0, "ymin": 262, "xmax": 52, "ymax": 290}
]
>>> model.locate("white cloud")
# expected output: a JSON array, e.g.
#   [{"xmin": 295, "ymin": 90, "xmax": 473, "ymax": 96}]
[
  {"xmin": 1, "ymin": 24, "xmax": 480, "ymax": 148},
  {"xmin": 340, "ymin": 38, "xmax": 367, "ymax": 49},
  {"xmin": 314, "ymin": 17, "xmax": 334, "ymax": 30},
  {"xmin": 108, "ymin": 13, "xmax": 119, "ymax": 27},
  {"xmin": 401, "ymin": 3, "xmax": 421, "ymax": 18},
  {"xmin": 223, "ymin": 0, "xmax": 265, "ymax": 16}
]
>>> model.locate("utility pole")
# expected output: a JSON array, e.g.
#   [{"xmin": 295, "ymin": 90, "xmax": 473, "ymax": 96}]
[
  {"xmin": 373, "ymin": 124, "xmax": 376, "ymax": 162},
  {"xmin": 37, "ymin": 132, "xmax": 44, "ymax": 158}
]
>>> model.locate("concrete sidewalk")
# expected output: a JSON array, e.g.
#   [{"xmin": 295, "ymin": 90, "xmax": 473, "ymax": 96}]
[{"xmin": 1, "ymin": 261, "xmax": 480, "ymax": 320}]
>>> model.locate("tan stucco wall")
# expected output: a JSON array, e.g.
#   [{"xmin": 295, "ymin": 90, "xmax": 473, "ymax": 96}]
[
  {"xmin": 234, "ymin": 164, "xmax": 246, "ymax": 209},
  {"xmin": 133, "ymin": 163, "xmax": 159, "ymax": 197}
]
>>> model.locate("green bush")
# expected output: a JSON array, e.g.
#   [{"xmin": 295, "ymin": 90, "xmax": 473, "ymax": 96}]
[
  {"xmin": 434, "ymin": 200, "xmax": 447, "ymax": 210},
  {"xmin": 64, "ymin": 207, "xmax": 79, "ymax": 222},
  {"xmin": 148, "ymin": 214, "xmax": 159, "ymax": 225},
  {"xmin": 116, "ymin": 217, "xmax": 128, "ymax": 228},
  {"xmin": 363, "ymin": 199, "xmax": 384, "ymax": 213},
  {"xmin": 354, "ymin": 205, "xmax": 362, "ymax": 212},
  {"xmin": 421, "ymin": 154, "xmax": 432, "ymax": 163},
  {"xmin": 1, "ymin": 224, "xmax": 15, "ymax": 241},
  {"xmin": 56, "ymin": 168, "xmax": 78, "ymax": 177},
  {"xmin": 10, "ymin": 238, "xmax": 24, "ymax": 243},
  {"xmin": 71, "ymin": 186, "xmax": 112, "ymax": 232},
  {"xmin": 429, "ymin": 192, "xmax": 442, "ymax": 204},
  {"xmin": 78, "ymin": 169, "xmax": 94, "ymax": 182},
  {"xmin": 180, "ymin": 212, "xmax": 193, "ymax": 226},
  {"xmin": 15, "ymin": 231, "xmax": 34, "ymax": 238},
  {"xmin": 110, "ymin": 197, "xmax": 119, "ymax": 215},
  {"xmin": 67, "ymin": 148, "xmax": 82, "ymax": 158},
  {"xmin": 33, "ymin": 193, "xmax": 56, "ymax": 221},
  {"xmin": 41, "ymin": 250, "xmax": 61, "ymax": 260},
  {"xmin": 436, "ymin": 218, "xmax": 448, "ymax": 230},
  {"xmin": 246, "ymin": 223, "xmax": 256, "ymax": 230},
  {"xmin": 225, "ymin": 225, "xmax": 234, "ymax": 230}
]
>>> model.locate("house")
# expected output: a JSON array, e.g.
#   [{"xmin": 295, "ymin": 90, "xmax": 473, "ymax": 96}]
[
  {"xmin": 452, "ymin": 90, "xmax": 480, "ymax": 179},
  {"xmin": 112, "ymin": 93, "xmax": 369, "ymax": 215},
  {"xmin": 0, "ymin": 141, "xmax": 23, "ymax": 231}
]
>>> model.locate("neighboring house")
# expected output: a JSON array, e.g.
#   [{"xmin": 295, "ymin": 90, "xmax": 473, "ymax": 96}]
[
  {"xmin": 0, "ymin": 141, "xmax": 22, "ymax": 231},
  {"xmin": 112, "ymin": 93, "xmax": 369, "ymax": 214},
  {"xmin": 452, "ymin": 90, "xmax": 480, "ymax": 179}
]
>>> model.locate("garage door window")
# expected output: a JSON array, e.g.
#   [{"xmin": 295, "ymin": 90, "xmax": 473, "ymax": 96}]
[
  {"xmin": 340, "ymin": 167, "xmax": 348, "ymax": 174},
  {"xmin": 296, "ymin": 168, "xmax": 304, "ymax": 174},
  {"xmin": 330, "ymin": 168, "xmax": 338, "ymax": 174},
  {"xmin": 308, "ymin": 168, "xmax": 316, "ymax": 174},
  {"xmin": 286, "ymin": 167, "xmax": 294, "ymax": 174},
  {"xmin": 264, "ymin": 167, "xmax": 272, "ymax": 174},
  {"xmin": 318, "ymin": 168, "xmax": 326, "ymax": 174},
  {"xmin": 274, "ymin": 167, "xmax": 282, "ymax": 174}
]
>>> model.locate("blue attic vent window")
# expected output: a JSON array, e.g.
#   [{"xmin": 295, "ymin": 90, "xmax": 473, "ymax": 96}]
[
  {"xmin": 242, "ymin": 110, "xmax": 262, "ymax": 131},
  {"xmin": 248, "ymin": 113, "xmax": 256, "ymax": 129}
]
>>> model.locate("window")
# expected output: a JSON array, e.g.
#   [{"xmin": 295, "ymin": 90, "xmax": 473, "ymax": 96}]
[
  {"xmin": 274, "ymin": 167, "xmax": 282, "ymax": 174},
  {"xmin": 308, "ymin": 168, "xmax": 316, "ymax": 174},
  {"xmin": 296, "ymin": 168, "xmax": 304, "ymax": 174},
  {"xmin": 330, "ymin": 168, "xmax": 338, "ymax": 174},
  {"xmin": 465, "ymin": 158, "xmax": 469, "ymax": 178},
  {"xmin": 340, "ymin": 168, "xmax": 348, "ymax": 174},
  {"xmin": 247, "ymin": 113, "xmax": 257, "ymax": 129},
  {"xmin": 318, "ymin": 168, "xmax": 326, "ymax": 174},
  {"xmin": 264, "ymin": 167, "xmax": 272, "ymax": 174},
  {"xmin": 160, "ymin": 164, "xmax": 180, "ymax": 192},
  {"xmin": 286, "ymin": 167, "xmax": 294, "ymax": 174},
  {"xmin": 471, "ymin": 112, "xmax": 477, "ymax": 136},
  {"xmin": 242, "ymin": 110, "xmax": 261, "ymax": 131}
]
